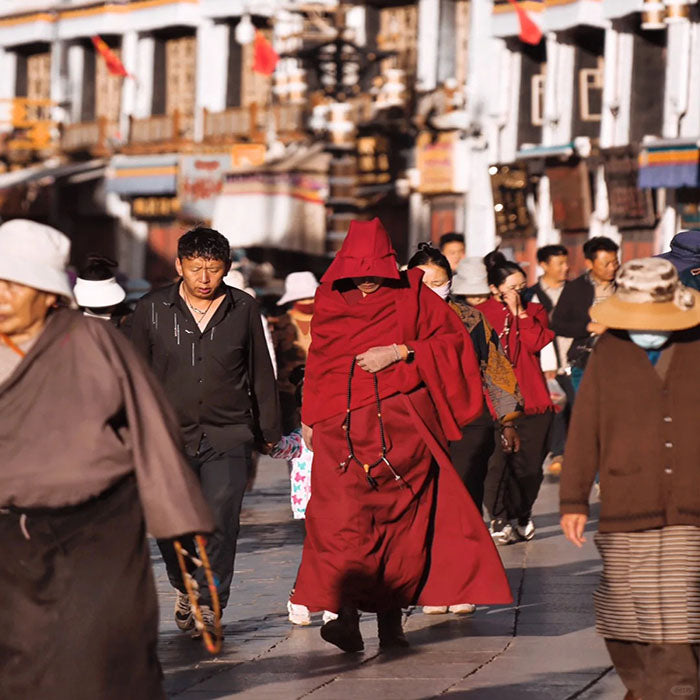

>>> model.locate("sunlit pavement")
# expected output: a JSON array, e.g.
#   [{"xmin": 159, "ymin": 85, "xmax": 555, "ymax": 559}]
[{"xmin": 154, "ymin": 457, "xmax": 625, "ymax": 699}]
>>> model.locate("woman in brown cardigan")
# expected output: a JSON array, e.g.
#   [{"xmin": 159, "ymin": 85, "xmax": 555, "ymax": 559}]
[
  {"xmin": 560, "ymin": 257, "xmax": 700, "ymax": 700},
  {"xmin": 0, "ymin": 220, "xmax": 214, "ymax": 700}
]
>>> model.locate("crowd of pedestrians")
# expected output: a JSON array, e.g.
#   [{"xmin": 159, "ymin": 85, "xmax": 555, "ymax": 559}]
[{"xmin": 0, "ymin": 215, "xmax": 698, "ymax": 700}]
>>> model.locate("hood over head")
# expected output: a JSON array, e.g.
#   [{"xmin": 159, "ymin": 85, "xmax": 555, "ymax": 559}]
[{"xmin": 321, "ymin": 218, "xmax": 400, "ymax": 284}]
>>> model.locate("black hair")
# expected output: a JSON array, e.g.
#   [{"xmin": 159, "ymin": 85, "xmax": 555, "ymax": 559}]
[
  {"xmin": 79, "ymin": 253, "xmax": 118, "ymax": 281},
  {"xmin": 177, "ymin": 226, "xmax": 231, "ymax": 264},
  {"xmin": 583, "ymin": 236, "xmax": 619, "ymax": 261},
  {"xmin": 438, "ymin": 232, "xmax": 465, "ymax": 250},
  {"xmin": 407, "ymin": 242, "xmax": 453, "ymax": 280},
  {"xmin": 536, "ymin": 244, "xmax": 568, "ymax": 265},
  {"xmin": 483, "ymin": 250, "xmax": 526, "ymax": 288}
]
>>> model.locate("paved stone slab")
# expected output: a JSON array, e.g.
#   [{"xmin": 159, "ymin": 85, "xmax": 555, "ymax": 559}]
[{"xmin": 155, "ymin": 457, "xmax": 622, "ymax": 699}]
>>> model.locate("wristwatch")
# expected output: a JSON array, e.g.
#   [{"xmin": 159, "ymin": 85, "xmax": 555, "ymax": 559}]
[{"xmin": 405, "ymin": 345, "xmax": 415, "ymax": 364}]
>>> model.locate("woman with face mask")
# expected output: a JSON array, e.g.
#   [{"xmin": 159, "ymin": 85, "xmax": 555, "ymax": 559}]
[
  {"xmin": 407, "ymin": 242, "xmax": 453, "ymax": 300},
  {"xmin": 560, "ymin": 257, "xmax": 700, "ymax": 700},
  {"xmin": 479, "ymin": 251, "xmax": 555, "ymax": 545},
  {"xmin": 407, "ymin": 245, "xmax": 524, "ymax": 615}
]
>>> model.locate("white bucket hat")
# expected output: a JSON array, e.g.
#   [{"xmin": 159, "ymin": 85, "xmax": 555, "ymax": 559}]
[
  {"xmin": 452, "ymin": 257, "xmax": 490, "ymax": 296},
  {"xmin": 224, "ymin": 269, "xmax": 246, "ymax": 289},
  {"xmin": 277, "ymin": 271, "xmax": 319, "ymax": 306},
  {"xmin": 0, "ymin": 219, "xmax": 75, "ymax": 304},
  {"xmin": 74, "ymin": 277, "xmax": 126, "ymax": 308}
]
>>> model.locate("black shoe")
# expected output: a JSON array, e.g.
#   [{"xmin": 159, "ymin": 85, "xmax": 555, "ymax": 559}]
[
  {"xmin": 377, "ymin": 608, "xmax": 409, "ymax": 649},
  {"xmin": 320, "ymin": 609, "xmax": 364, "ymax": 653}
]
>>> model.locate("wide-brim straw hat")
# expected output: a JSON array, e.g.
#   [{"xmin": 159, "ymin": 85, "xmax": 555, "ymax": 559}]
[
  {"xmin": 452, "ymin": 256, "xmax": 490, "ymax": 296},
  {"xmin": 277, "ymin": 270, "xmax": 320, "ymax": 305},
  {"xmin": 0, "ymin": 219, "xmax": 75, "ymax": 304},
  {"xmin": 591, "ymin": 257, "xmax": 700, "ymax": 331},
  {"xmin": 74, "ymin": 277, "xmax": 126, "ymax": 308}
]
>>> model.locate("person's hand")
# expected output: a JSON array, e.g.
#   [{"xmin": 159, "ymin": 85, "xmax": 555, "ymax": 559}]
[
  {"xmin": 544, "ymin": 370, "xmax": 557, "ymax": 381},
  {"xmin": 561, "ymin": 513, "xmax": 588, "ymax": 548},
  {"xmin": 259, "ymin": 441, "xmax": 276, "ymax": 455},
  {"xmin": 500, "ymin": 425, "xmax": 520, "ymax": 454},
  {"xmin": 587, "ymin": 321, "xmax": 607, "ymax": 335},
  {"xmin": 356, "ymin": 345, "xmax": 400, "ymax": 373},
  {"xmin": 301, "ymin": 423, "xmax": 313, "ymax": 451},
  {"xmin": 502, "ymin": 289, "xmax": 522, "ymax": 316}
]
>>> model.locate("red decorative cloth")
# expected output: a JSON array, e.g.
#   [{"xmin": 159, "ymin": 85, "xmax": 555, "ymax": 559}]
[
  {"xmin": 252, "ymin": 32, "xmax": 279, "ymax": 76},
  {"xmin": 91, "ymin": 36, "xmax": 130, "ymax": 78},
  {"xmin": 321, "ymin": 218, "xmax": 401, "ymax": 284},
  {"xmin": 293, "ymin": 257, "xmax": 512, "ymax": 612},
  {"xmin": 479, "ymin": 297, "xmax": 554, "ymax": 415}
]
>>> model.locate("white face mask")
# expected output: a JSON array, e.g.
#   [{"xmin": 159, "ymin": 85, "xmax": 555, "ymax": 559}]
[
  {"xmin": 628, "ymin": 330, "xmax": 672, "ymax": 350},
  {"xmin": 432, "ymin": 281, "xmax": 452, "ymax": 301}
]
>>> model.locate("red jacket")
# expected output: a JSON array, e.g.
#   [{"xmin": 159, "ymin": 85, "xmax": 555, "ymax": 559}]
[{"xmin": 480, "ymin": 298, "xmax": 554, "ymax": 415}]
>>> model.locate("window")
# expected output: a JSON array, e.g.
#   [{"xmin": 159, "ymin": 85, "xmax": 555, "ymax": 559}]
[
  {"xmin": 27, "ymin": 51, "xmax": 51, "ymax": 102},
  {"xmin": 517, "ymin": 40, "xmax": 546, "ymax": 147},
  {"xmin": 629, "ymin": 23, "xmax": 666, "ymax": 143},
  {"xmin": 226, "ymin": 22, "xmax": 272, "ymax": 109},
  {"xmin": 95, "ymin": 43, "xmax": 122, "ymax": 124},
  {"xmin": 377, "ymin": 5, "xmax": 418, "ymax": 75},
  {"xmin": 165, "ymin": 35, "xmax": 196, "ymax": 117},
  {"xmin": 240, "ymin": 29, "xmax": 273, "ymax": 109},
  {"xmin": 571, "ymin": 27, "xmax": 605, "ymax": 137},
  {"xmin": 531, "ymin": 72, "xmax": 546, "ymax": 127},
  {"xmin": 579, "ymin": 56, "xmax": 604, "ymax": 122}
]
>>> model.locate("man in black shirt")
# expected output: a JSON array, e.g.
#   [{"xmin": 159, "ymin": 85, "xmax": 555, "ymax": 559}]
[{"xmin": 129, "ymin": 227, "xmax": 281, "ymax": 635}]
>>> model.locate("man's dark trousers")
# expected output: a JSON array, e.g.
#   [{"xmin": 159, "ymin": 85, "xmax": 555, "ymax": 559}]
[{"xmin": 158, "ymin": 435, "xmax": 250, "ymax": 609}]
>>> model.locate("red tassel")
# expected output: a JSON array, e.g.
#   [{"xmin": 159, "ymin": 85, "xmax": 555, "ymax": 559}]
[
  {"xmin": 506, "ymin": 0, "xmax": 543, "ymax": 46},
  {"xmin": 253, "ymin": 31, "xmax": 279, "ymax": 76}
]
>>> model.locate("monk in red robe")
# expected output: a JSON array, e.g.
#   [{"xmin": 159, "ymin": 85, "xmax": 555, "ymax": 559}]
[{"xmin": 292, "ymin": 219, "xmax": 512, "ymax": 652}]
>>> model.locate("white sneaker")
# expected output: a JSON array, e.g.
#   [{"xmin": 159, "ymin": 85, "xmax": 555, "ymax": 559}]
[
  {"xmin": 423, "ymin": 605, "xmax": 448, "ymax": 614},
  {"xmin": 174, "ymin": 590, "xmax": 194, "ymax": 631},
  {"xmin": 322, "ymin": 610, "xmax": 339, "ymax": 624},
  {"xmin": 515, "ymin": 519, "xmax": 536, "ymax": 541},
  {"xmin": 448, "ymin": 603, "xmax": 476, "ymax": 615},
  {"xmin": 287, "ymin": 601, "xmax": 312, "ymax": 626},
  {"xmin": 490, "ymin": 520, "xmax": 516, "ymax": 545}
]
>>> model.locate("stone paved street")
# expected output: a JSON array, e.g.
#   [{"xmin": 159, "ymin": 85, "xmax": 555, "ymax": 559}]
[{"xmin": 154, "ymin": 457, "xmax": 626, "ymax": 699}]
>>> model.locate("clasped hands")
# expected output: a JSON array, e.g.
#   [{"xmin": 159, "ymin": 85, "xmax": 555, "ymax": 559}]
[{"xmin": 356, "ymin": 344, "xmax": 407, "ymax": 373}]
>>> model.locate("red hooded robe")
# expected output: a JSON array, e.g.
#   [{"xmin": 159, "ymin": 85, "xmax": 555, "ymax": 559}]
[{"xmin": 291, "ymin": 220, "xmax": 512, "ymax": 612}]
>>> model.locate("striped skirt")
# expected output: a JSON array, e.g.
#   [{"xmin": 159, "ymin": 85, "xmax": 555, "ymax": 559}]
[{"xmin": 594, "ymin": 526, "xmax": 700, "ymax": 643}]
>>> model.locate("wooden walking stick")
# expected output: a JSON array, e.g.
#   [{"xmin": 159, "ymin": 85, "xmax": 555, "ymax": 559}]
[{"xmin": 173, "ymin": 535, "xmax": 223, "ymax": 654}]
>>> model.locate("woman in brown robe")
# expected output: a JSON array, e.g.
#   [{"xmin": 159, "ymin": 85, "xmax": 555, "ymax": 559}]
[{"xmin": 0, "ymin": 220, "xmax": 213, "ymax": 700}]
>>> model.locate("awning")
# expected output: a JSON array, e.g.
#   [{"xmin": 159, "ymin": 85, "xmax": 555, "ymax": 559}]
[
  {"xmin": 0, "ymin": 159, "xmax": 106, "ymax": 191},
  {"xmin": 638, "ymin": 138, "xmax": 700, "ymax": 189},
  {"xmin": 106, "ymin": 154, "xmax": 178, "ymax": 196},
  {"xmin": 516, "ymin": 143, "xmax": 575, "ymax": 160},
  {"xmin": 212, "ymin": 145, "xmax": 330, "ymax": 254}
]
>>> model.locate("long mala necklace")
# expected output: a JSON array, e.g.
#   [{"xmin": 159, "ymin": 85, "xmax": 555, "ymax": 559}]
[
  {"xmin": 339, "ymin": 357, "xmax": 404, "ymax": 490},
  {"xmin": 497, "ymin": 300, "xmax": 519, "ymax": 361}
]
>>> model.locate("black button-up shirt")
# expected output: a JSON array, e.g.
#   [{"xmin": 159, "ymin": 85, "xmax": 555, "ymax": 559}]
[{"xmin": 128, "ymin": 282, "xmax": 281, "ymax": 454}]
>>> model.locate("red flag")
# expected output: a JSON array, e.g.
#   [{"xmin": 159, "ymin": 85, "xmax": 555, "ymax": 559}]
[
  {"xmin": 252, "ymin": 31, "xmax": 279, "ymax": 76},
  {"xmin": 91, "ymin": 35, "xmax": 130, "ymax": 78},
  {"xmin": 506, "ymin": 0, "xmax": 543, "ymax": 45}
]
